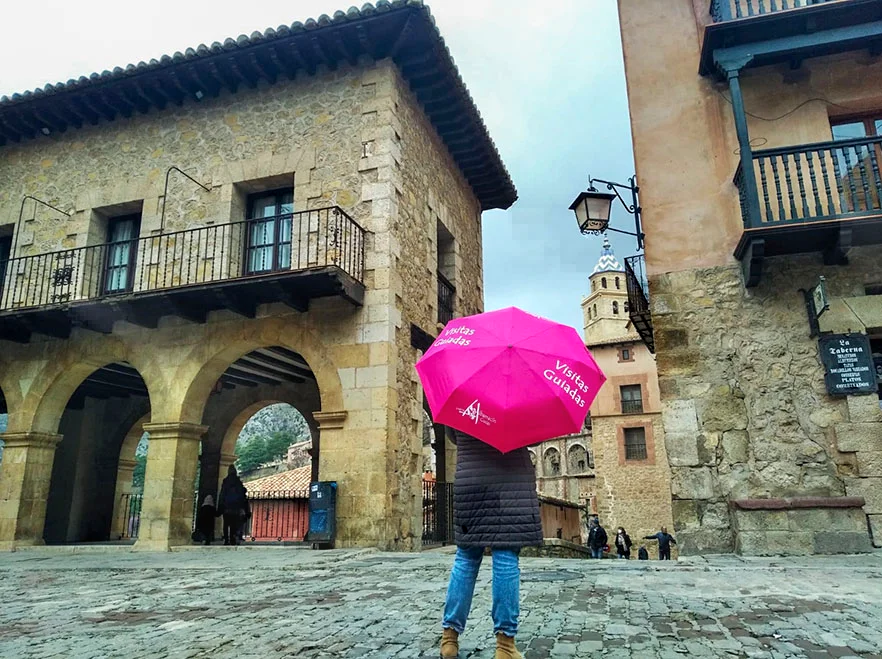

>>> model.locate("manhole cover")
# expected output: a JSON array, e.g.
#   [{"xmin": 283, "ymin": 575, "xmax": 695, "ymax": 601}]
[{"xmin": 521, "ymin": 570, "xmax": 583, "ymax": 582}]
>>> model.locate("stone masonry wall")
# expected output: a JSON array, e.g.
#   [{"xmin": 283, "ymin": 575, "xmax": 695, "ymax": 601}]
[
  {"xmin": 654, "ymin": 246, "xmax": 882, "ymax": 554},
  {"xmin": 0, "ymin": 58, "xmax": 484, "ymax": 550}
]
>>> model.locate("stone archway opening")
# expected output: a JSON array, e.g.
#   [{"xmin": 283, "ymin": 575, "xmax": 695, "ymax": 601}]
[
  {"xmin": 43, "ymin": 362, "xmax": 150, "ymax": 544},
  {"xmin": 195, "ymin": 347, "xmax": 320, "ymax": 544}
]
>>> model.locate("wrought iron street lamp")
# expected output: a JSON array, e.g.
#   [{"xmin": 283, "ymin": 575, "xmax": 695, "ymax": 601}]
[{"xmin": 569, "ymin": 176, "xmax": 644, "ymax": 250}]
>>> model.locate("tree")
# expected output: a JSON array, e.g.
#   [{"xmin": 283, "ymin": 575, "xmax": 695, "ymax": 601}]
[
  {"xmin": 237, "ymin": 404, "xmax": 310, "ymax": 444},
  {"xmin": 132, "ymin": 434, "xmax": 148, "ymax": 490},
  {"xmin": 236, "ymin": 430, "xmax": 298, "ymax": 474}
]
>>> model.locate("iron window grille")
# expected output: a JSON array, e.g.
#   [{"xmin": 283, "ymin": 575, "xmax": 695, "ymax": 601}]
[{"xmin": 624, "ymin": 427, "xmax": 648, "ymax": 461}]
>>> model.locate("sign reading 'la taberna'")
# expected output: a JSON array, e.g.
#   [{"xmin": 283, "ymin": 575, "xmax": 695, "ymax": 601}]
[{"xmin": 819, "ymin": 334, "xmax": 878, "ymax": 396}]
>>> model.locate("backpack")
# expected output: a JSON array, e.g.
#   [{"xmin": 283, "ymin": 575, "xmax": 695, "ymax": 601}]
[{"xmin": 638, "ymin": 547, "xmax": 649, "ymax": 560}]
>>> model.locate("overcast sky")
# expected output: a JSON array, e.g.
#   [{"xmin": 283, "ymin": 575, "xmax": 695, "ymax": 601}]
[{"xmin": 0, "ymin": 0, "xmax": 635, "ymax": 333}]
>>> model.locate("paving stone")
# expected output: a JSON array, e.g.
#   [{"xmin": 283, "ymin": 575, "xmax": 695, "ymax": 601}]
[{"xmin": 0, "ymin": 549, "xmax": 880, "ymax": 657}]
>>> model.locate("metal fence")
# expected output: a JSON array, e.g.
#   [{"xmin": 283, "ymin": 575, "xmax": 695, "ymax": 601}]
[
  {"xmin": 0, "ymin": 207, "xmax": 365, "ymax": 312},
  {"xmin": 118, "ymin": 493, "xmax": 143, "ymax": 540},
  {"xmin": 245, "ymin": 490, "xmax": 310, "ymax": 542},
  {"xmin": 621, "ymin": 399, "xmax": 644, "ymax": 415},
  {"xmin": 423, "ymin": 481, "xmax": 454, "ymax": 546}
]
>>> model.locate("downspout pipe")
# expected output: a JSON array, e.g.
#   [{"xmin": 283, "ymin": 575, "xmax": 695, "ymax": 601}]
[
  {"xmin": 13, "ymin": 195, "xmax": 71, "ymax": 257},
  {"xmin": 159, "ymin": 166, "xmax": 212, "ymax": 234}
]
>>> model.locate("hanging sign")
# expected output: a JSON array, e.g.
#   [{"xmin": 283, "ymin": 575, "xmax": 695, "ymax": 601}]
[
  {"xmin": 811, "ymin": 276, "xmax": 829, "ymax": 319},
  {"xmin": 818, "ymin": 334, "xmax": 878, "ymax": 396}
]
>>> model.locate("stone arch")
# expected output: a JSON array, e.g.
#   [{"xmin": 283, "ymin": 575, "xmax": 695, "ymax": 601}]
[
  {"xmin": 22, "ymin": 340, "xmax": 158, "ymax": 435},
  {"xmin": 528, "ymin": 448, "xmax": 537, "ymax": 470},
  {"xmin": 110, "ymin": 413, "xmax": 150, "ymax": 539},
  {"xmin": 615, "ymin": 276, "xmax": 621, "ymax": 290},
  {"xmin": 601, "ymin": 277, "xmax": 607, "ymax": 289},
  {"xmin": 613, "ymin": 301, "xmax": 619, "ymax": 315},
  {"xmin": 568, "ymin": 444, "xmax": 589, "ymax": 474},
  {"xmin": 171, "ymin": 323, "xmax": 343, "ymax": 426},
  {"xmin": 543, "ymin": 447, "xmax": 562, "ymax": 477}
]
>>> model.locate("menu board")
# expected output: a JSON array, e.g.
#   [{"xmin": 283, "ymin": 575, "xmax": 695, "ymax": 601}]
[{"xmin": 819, "ymin": 334, "xmax": 878, "ymax": 396}]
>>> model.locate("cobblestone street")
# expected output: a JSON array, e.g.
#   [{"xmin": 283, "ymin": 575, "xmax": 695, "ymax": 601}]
[{"xmin": 1, "ymin": 547, "xmax": 881, "ymax": 658}]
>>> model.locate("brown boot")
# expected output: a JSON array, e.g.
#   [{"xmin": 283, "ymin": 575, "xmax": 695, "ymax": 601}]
[
  {"xmin": 495, "ymin": 632, "xmax": 523, "ymax": 659},
  {"xmin": 440, "ymin": 628, "xmax": 459, "ymax": 658}
]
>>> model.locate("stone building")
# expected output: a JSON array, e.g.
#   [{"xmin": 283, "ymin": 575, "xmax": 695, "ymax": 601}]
[
  {"xmin": 0, "ymin": 2, "xmax": 516, "ymax": 551},
  {"xmin": 581, "ymin": 239, "xmax": 674, "ymax": 556},
  {"xmin": 617, "ymin": 0, "xmax": 882, "ymax": 554}
]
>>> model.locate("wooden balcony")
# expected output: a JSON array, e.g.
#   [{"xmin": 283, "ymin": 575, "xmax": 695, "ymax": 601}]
[
  {"xmin": 0, "ymin": 207, "xmax": 365, "ymax": 343},
  {"xmin": 700, "ymin": 0, "xmax": 882, "ymax": 79},
  {"xmin": 624, "ymin": 254, "xmax": 654, "ymax": 354},
  {"xmin": 733, "ymin": 136, "xmax": 882, "ymax": 285}
]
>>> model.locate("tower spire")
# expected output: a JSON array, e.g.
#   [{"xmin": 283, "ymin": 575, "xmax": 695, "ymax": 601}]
[{"xmin": 591, "ymin": 235, "xmax": 623, "ymax": 274}]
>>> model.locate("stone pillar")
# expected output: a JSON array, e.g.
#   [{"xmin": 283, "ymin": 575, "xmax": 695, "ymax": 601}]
[
  {"xmin": 110, "ymin": 458, "xmax": 137, "ymax": 540},
  {"xmin": 134, "ymin": 422, "xmax": 207, "ymax": 551},
  {"xmin": 0, "ymin": 432, "xmax": 63, "ymax": 549}
]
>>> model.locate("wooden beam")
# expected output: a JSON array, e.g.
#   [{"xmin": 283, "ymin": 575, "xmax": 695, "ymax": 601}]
[
  {"xmin": 237, "ymin": 351, "xmax": 312, "ymax": 381},
  {"xmin": 740, "ymin": 238, "xmax": 765, "ymax": 288},
  {"xmin": 229, "ymin": 360, "xmax": 302, "ymax": 384},
  {"xmin": 265, "ymin": 346, "xmax": 312, "ymax": 370},
  {"xmin": 206, "ymin": 60, "xmax": 238, "ymax": 93},
  {"xmin": 0, "ymin": 318, "xmax": 32, "ymax": 343},
  {"xmin": 270, "ymin": 43, "xmax": 299, "ymax": 79},
  {"xmin": 83, "ymin": 375, "xmax": 148, "ymax": 396},
  {"xmin": 192, "ymin": 64, "xmax": 223, "ymax": 98},
  {"xmin": 228, "ymin": 58, "xmax": 257, "ymax": 89},
  {"xmin": 17, "ymin": 312, "xmax": 71, "ymax": 339},
  {"xmin": 69, "ymin": 308, "xmax": 115, "ymax": 334},
  {"xmin": 101, "ymin": 89, "xmax": 135, "ymax": 118},
  {"xmin": 824, "ymin": 226, "xmax": 852, "ymax": 265},
  {"xmin": 213, "ymin": 288, "xmax": 256, "ymax": 318},
  {"xmin": 268, "ymin": 280, "xmax": 308, "ymax": 312},
  {"xmin": 80, "ymin": 93, "xmax": 117, "ymax": 121},
  {"xmin": 331, "ymin": 31, "xmax": 357, "ymax": 66},
  {"xmin": 288, "ymin": 39, "xmax": 315, "ymax": 76},
  {"xmin": 386, "ymin": 14, "xmax": 415, "ymax": 59},
  {"xmin": 237, "ymin": 55, "xmax": 264, "ymax": 85},
  {"xmin": 225, "ymin": 366, "xmax": 284, "ymax": 386},
  {"xmin": 250, "ymin": 52, "xmax": 278, "ymax": 85},
  {"xmin": 164, "ymin": 296, "xmax": 208, "ymax": 324},
  {"xmin": 311, "ymin": 35, "xmax": 336, "ymax": 71},
  {"xmin": 69, "ymin": 97, "xmax": 101, "ymax": 124},
  {"xmin": 354, "ymin": 24, "xmax": 373, "ymax": 54},
  {"xmin": 220, "ymin": 373, "xmax": 258, "ymax": 388},
  {"xmin": 148, "ymin": 77, "xmax": 184, "ymax": 106}
]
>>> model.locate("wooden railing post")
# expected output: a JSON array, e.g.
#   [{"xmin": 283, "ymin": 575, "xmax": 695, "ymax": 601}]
[
  {"xmin": 727, "ymin": 69, "xmax": 762, "ymax": 228},
  {"xmin": 711, "ymin": 0, "xmax": 734, "ymax": 21}
]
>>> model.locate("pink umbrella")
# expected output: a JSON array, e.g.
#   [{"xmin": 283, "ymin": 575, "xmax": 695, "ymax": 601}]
[{"xmin": 415, "ymin": 307, "xmax": 606, "ymax": 453}]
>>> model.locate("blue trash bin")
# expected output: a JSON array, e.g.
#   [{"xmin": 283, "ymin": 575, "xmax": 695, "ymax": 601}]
[{"xmin": 307, "ymin": 481, "xmax": 337, "ymax": 547}]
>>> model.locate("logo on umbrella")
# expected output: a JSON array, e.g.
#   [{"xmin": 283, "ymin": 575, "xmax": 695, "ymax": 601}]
[{"xmin": 458, "ymin": 399, "xmax": 496, "ymax": 426}]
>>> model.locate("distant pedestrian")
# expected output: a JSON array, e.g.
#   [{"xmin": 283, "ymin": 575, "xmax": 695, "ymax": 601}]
[
  {"xmin": 193, "ymin": 494, "xmax": 216, "ymax": 545},
  {"xmin": 644, "ymin": 527, "xmax": 677, "ymax": 560},
  {"xmin": 218, "ymin": 465, "xmax": 250, "ymax": 546},
  {"xmin": 587, "ymin": 518, "xmax": 608, "ymax": 559},
  {"xmin": 615, "ymin": 527, "xmax": 632, "ymax": 559},
  {"xmin": 637, "ymin": 545, "xmax": 649, "ymax": 561},
  {"xmin": 439, "ymin": 431, "xmax": 541, "ymax": 659}
]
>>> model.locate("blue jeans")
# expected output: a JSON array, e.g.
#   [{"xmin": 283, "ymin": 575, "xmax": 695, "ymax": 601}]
[
  {"xmin": 590, "ymin": 547, "xmax": 604, "ymax": 559},
  {"xmin": 441, "ymin": 546, "xmax": 520, "ymax": 637}
]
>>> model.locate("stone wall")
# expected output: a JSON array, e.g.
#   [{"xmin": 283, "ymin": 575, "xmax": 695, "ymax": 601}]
[
  {"xmin": 0, "ymin": 58, "xmax": 484, "ymax": 551},
  {"xmin": 654, "ymin": 247, "xmax": 882, "ymax": 554}
]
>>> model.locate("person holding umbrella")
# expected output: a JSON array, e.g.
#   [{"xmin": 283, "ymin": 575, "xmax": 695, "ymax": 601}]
[{"xmin": 416, "ymin": 308, "xmax": 606, "ymax": 659}]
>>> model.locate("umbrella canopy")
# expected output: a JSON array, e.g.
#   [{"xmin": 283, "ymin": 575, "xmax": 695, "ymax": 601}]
[{"xmin": 415, "ymin": 307, "xmax": 606, "ymax": 453}]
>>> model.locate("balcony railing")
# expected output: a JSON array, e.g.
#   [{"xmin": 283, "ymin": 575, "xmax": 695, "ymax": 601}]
[
  {"xmin": 624, "ymin": 254, "xmax": 654, "ymax": 353},
  {"xmin": 735, "ymin": 136, "xmax": 882, "ymax": 227},
  {"xmin": 0, "ymin": 207, "xmax": 365, "ymax": 314},
  {"xmin": 437, "ymin": 271, "xmax": 455, "ymax": 326},
  {"xmin": 621, "ymin": 399, "xmax": 645, "ymax": 415},
  {"xmin": 711, "ymin": 0, "xmax": 839, "ymax": 22}
]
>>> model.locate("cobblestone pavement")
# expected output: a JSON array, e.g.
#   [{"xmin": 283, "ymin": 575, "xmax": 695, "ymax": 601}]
[{"xmin": 1, "ymin": 547, "xmax": 881, "ymax": 658}]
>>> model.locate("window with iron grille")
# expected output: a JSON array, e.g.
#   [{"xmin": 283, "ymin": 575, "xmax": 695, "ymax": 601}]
[
  {"xmin": 620, "ymin": 384, "xmax": 643, "ymax": 414},
  {"xmin": 624, "ymin": 427, "xmax": 647, "ymax": 461}
]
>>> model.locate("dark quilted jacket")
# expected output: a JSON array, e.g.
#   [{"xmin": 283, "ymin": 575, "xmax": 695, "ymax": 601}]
[{"xmin": 452, "ymin": 431, "xmax": 542, "ymax": 549}]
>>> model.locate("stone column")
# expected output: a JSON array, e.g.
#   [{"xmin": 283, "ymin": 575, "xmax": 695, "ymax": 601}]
[
  {"xmin": 0, "ymin": 432, "xmax": 63, "ymax": 549},
  {"xmin": 110, "ymin": 458, "xmax": 137, "ymax": 540},
  {"xmin": 134, "ymin": 422, "xmax": 207, "ymax": 551}
]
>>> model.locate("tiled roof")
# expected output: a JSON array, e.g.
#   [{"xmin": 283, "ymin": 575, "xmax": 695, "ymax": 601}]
[
  {"xmin": 0, "ymin": 1, "xmax": 516, "ymax": 210},
  {"xmin": 586, "ymin": 333, "xmax": 641, "ymax": 348},
  {"xmin": 245, "ymin": 465, "xmax": 312, "ymax": 498},
  {"xmin": 591, "ymin": 237, "xmax": 624, "ymax": 275}
]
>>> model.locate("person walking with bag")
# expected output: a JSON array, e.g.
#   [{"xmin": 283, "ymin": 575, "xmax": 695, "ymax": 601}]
[
  {"xmin": 439, "ymin": 430, "xmax": 542, "ymax": 659},
  {"xmin": 615, "ymin": 527, "xmax": 633, "ymax": 559},
  {"xmin": 217, "ymin": 465, "xmax": 250, "ymax": 546}
]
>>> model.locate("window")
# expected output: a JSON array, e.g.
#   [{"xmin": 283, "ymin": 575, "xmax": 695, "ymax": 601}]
[
  {"xmin": 601, "ymin": 277, "xmax": 607, "ymax": 289},
  {"xmin": 624, "ymin": 301, "xmax": 630, "ymax": 313},
  {"xmin": 593, "ymin": 304, "xmax": 597, "ymax": 317},
  {"xmin": 620, "ymin": 384, "xmax": 643, "ymax": 414},
  {"xmin": 0, "ymin": 235, "xmax": 11, "ymax": 301},
  {"xmin": 437, "ymin": 220, "xmax": 456, "ymax": 325},
  {"xmin": 104, "ymin": 214, "xmax": 141, "ymax": 293},
  {"xmin": 830, "ymin": 115, "xmax": 882, "ymax": 213},
  {"xmin": 543, "ymin": 448, "xmax": 561, "ymax": 476},
  {"xmin": 624, "ymin": 427, "xmax": 647, "ymax": 461},
  {"xmin": 615, "ymin": 276, "xmax": 620, "ymax": 290},
  {"xmin": 245, "ymin": 188, "xmax": 294, "ymax": 274},
  {"xmin": 612, "ymin": 301, "xmax": 619, "ymax": 315},
  {"xmin": 568, "ymin": 445, "xmax": 589, "ymax": 474},
  {"xmin": 620, "ymin": 348, "xmax": 631, "ymax": 362}
]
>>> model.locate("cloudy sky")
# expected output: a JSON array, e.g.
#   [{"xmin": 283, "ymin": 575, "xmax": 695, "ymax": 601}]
[{"xmin": 0, "ymin": 0, "xmax": 636, "ymax": 333}]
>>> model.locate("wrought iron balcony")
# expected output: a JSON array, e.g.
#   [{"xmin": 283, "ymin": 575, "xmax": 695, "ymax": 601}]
[
  {"xmin": 624, "ymin": 254, "xmax": 654, "ymax": 353},
  {"xmin": 733, "ymin": 136, "xmax": 882, "ymax": 285},
  {"xmin": 437, "ymin": 271, "xmax": 455, "ymax": 326},
  {"xmin": 0, "ymin": 207, "xmax": 365, "ymax": 343}
]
